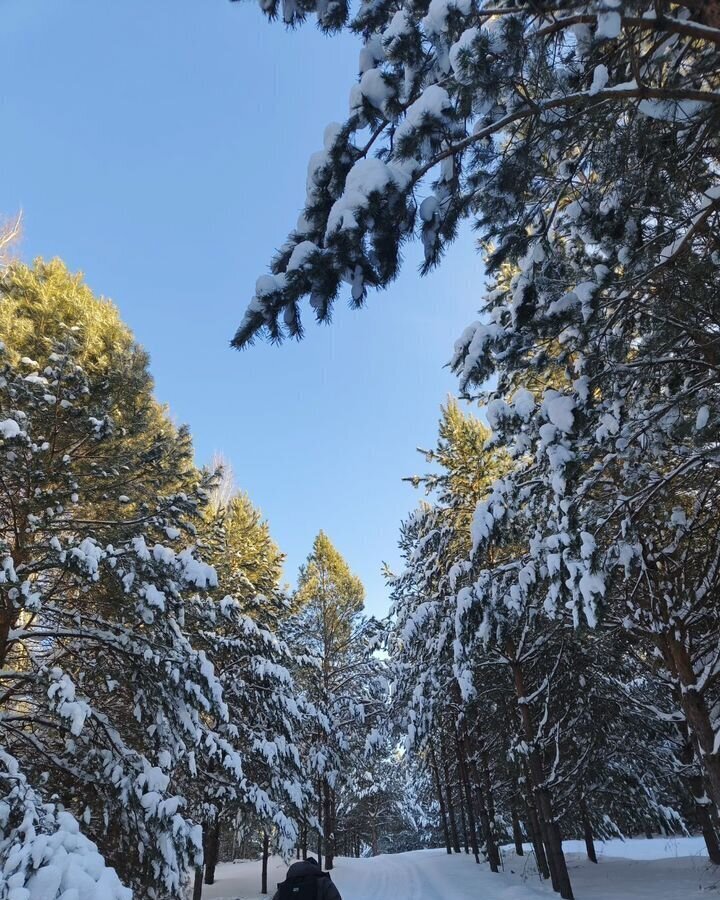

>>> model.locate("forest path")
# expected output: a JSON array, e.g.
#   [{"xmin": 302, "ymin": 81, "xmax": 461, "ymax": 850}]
[
  {"xmin": 331, "ymin": 849, "xmax": 543, "ymax": 899},
  {"xmin": 198, "ymin": 839, "xmax": 714, "ymax": 900}
]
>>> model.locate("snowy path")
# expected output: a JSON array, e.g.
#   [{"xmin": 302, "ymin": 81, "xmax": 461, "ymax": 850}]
[{"xmin": 197, "ymin": 838, "xmax": 718, "ymax": 900}]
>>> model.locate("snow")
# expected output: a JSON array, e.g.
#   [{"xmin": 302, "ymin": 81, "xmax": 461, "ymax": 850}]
[
  {"xmin": 383, "ymin": 10, "xmax": 413, "ymax": 52},
  {"xmin": 395, "ymin": 85, "xmax": 451, "ymax": 146},
  {"xmin": 286, "ymin": 240, "xmax": 317, "ymax": 272},
  {"xmin": 0, "ymin": 419, "xmax": 21, "ymax": 439},
  {"xmin": 589, "ymin": 64, "xmax": 609, "ymax": 95},
  {"xmin": 449, "ymin": 27, "xmax": 479, "ymax": 80},
  {"xmin": 596, "ymin": 10, "xmax": 622, "ymax": 40},
  {"xmin": 512, "ymin": 388, "xmax": 535, "ymax": 421},
  {"xmin": 326, "ymin": 158, "xmax": 411, "ymax": 235},
  {"xmin": 542, "ymin": 391, "xmax": 575, "ymax": 433},
  {"xmin": 193, "ymin": 839, "xmax": 716, "ymax": 900},
  {"xmin": 0, "ymin": 753, "xmax": 131, "ymax": 900},
  {"xmin": 350, "ymin": 68, "xmax": 393, "ymax": 114}
]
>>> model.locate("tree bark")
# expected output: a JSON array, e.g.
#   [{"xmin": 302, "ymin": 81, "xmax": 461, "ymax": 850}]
[
  {"xmin": 445, "ymin": 768, "xmax": 462, "ymax": 853},
  {"xmin": 458, "ymin": 778, "xmax": 470, "ymax": 854},
  {"xmin": 511, "ymin": 804, "xmax": 525, "ymax": 856},
  {"xmin": 677, "ymin": 717, "xmax": 720, "ymax": 864},
  {"xmin": 473, "ymin": 751, "xmax": 501, "ymax": 872},
  {"xmin": 455, "ymin": 733, "xmax": 481, "ymax": 864},
  {"xmin": 441, "ymin": 743, "xmax": 462, "ymax": 854},
  {"xmin": 204, "ymin": 818, "xmax": 221, "ymax": 884},
  {"xmin": 579, "ymin": 798, "xmax": 597, "ymax": 864},
  {"xmin": 430, "ymin": 748, "xmax": 452, "ymax": 854},
  {"xmin": 192, "ymin": 867, "xmax": 204, "ymax": 900},
  {"xmin": 324, "ymin": 781, "xmax": 335, "ymax": 870},
  {"xmin": 317, "ymin": 778, "xmax": 323, "ymax": 863},
  {"xmin": 665, "ymin": 635, "xmax": 720, "ymax": 811},
  {"xmin": 525, "ymin": 794, "xmax": 550, "ymax": 879},
  {"xmin": 510, "ymin": 652, "xmax": 574, "ymax": 899},
  {"xmin": 261, "ymin": 831, "xmax": 270, "ymax": 895}
]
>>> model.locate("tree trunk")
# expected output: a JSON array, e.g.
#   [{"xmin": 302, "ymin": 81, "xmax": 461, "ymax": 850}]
[
  {"xmin": 579, "ymin": 798, "xmax": 597, "ymax": 864},
  {"xmin": 192, "ymin": 867, "xmax": 204, "ymax": 900},
  {"xmin": 665, "ymin": 635, "xmax": 720, "ymax": 811},
  {"xmin": 525, "ymin": 795, "xmax": 550, "ymax": 880},
  {"xmin": 511, "ymin": 804, "xmax": 525, "ymax": 856},
  {"xmin": 472, "ymin": 751, "xmax": 501, "ymax": 872},
  {"xmin": 511, "ymin": 653, "xmax": 574, "ymax": 899},
  {"xmin": 443, "ymin": 757, "xmax": 462, "ymax": 853},
  {"xmin": 204, "ymin": 819, "xmax": 221, "ymax": 884},
  {"xmin": 677, "ymin": 716, "xmax": 720, "ymax": 864},
  {"xmin": 324, "ymin": 781, "xmax": 335, "ymax": 870},
  {"xmin": 455, "ymin": 733, "xmax": 480, "ymax": 864},
  {"xmin": 317, "ymin": 778, "xmax": 323, "ymax": 863},
  {"xmin": 430, "ymin": 748, "xmax": 452, "ymax": 854},
  {"xmin": 261, "ymin": 831, "xmax": 270, "ymax": 895},
  {"xmin": 458, "ymin": 779, "xmax": 470, "ymax": 854}
]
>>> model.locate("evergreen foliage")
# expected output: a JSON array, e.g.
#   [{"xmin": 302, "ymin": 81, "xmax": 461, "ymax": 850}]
[
  {"xmin": 235, "ymin": 5, "xmax": 720, "ymax": 897},
  {"xmin": 0, "ymin": 262, "xmax": 310, "ymax": 898},
  {"xmin": 287, "ymin": 532, "xmax": 388, "ymax": 869}
]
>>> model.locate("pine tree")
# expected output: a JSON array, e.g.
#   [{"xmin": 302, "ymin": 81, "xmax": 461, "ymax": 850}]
[
  {"xmin": 288, "ymin": 531, "xmax": 386, "ymax": 870},
  {"xmin": 190, "ymin": 461, "xmax": 311, "ymax": 888},
  {"xmin": 0, "ymin": 261, "xmax": 308, "ymax": 898},
  {"xmin": 234, "ymin": 7, "xmax": 720, "ymax": 894}
]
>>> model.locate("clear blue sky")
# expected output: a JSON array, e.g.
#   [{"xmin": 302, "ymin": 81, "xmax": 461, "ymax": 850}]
[{"xmin": 1, "ymin": 0, "xmax": 481, "ymax": 617}]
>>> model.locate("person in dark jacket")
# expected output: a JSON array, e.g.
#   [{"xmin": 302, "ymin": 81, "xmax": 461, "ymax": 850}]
[{"xmin": 272, "ymin": 856, "xmax": 342, "ymax": 900}]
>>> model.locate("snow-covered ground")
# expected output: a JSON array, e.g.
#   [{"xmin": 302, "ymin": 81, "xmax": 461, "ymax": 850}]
[{"xmin": 196, "ymin": 837, "xmax": 718, "ymax": 900}]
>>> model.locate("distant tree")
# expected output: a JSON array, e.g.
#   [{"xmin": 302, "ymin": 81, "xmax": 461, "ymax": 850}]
[
  {"xmin": 0, "ymin": 212, "xmax": 21, "ymax": 267},
  {"xmin": 190, "ymin": 454, "xmax": 310, "ymax": 889},
  {"xmin": 289, "ymin": 532, "xmax": 385, "ymax": 870},
  {"xmin": 201, "ymin": 458, "xmax": 288, "ymax": 628}
]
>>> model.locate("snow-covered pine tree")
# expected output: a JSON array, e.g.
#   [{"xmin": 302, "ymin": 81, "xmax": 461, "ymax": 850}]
[
  {"xmin": 0, "ymin": 261, "xmax": 307, "ymax": 898},
  {"xmin": 190, "ymin": 477, "xmax": 312, "ymax": 889},
  {"xmin": 287, "ymin": 531, "xmax": 387, "ymax": 870},
  {"xmin": 387, "ymin": 400, "xmax": 701, "ymax": 895},
  {"xmin": 234, "ymin": 6, "xmax": 720, "ymax": 891},
  {"xmin": 337, "ymin": 750, "xmax": 427, "ymax": 856},
  {"xmin": 0, "ymin": 333, "xmax": 221, "ymax": 897}
]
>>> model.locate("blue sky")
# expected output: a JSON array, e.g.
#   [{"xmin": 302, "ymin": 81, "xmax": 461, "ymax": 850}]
[{"xmin": 1, "ymin": 0, "xmax": 482, "ymax": 617}]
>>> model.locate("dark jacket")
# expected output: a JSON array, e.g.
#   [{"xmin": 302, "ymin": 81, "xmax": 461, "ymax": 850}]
[{"xmin": 271, "ymin": 860, "xmax": 342, "ymax": 900}]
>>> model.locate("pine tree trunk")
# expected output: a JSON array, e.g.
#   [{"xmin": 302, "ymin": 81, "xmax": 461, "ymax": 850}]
[
  {"xmin": 511, "ymin": 804, "xmax": 525, "ymax": 856},
  {"xmin": 579, "ymin": 798, "xmax": 597, "ymax": 864},
  {"xmin": 511, "ymin": 653, "xmax": 574, "ymax": 899},
  {"xmin": 204, "ymin": 818, "xmax": 221, "ymax": 884},
  {"xmin": 665, "ymin": 635, "xmax": 720, "ymax": 811},
  {"xmin": 455, "ymin": 733, "xmax": 481, "ymax": 864},
  {"xmin": 193, "ymin": 867, "xmax": 204, "ymax": 900},
  {"xmin": 458, "ymin": 780, "xmax": 470, "ymax": 854},
  {"xmin": 323, "ymin": 781, "xmax": 335, "ymax": 870},
  {"xmin": 677, "ymin": 717, "xmax": 720, "ymax": 864},
  {"xmin": 700, "ymin": 808, "xmax": 720, "ymax": 865},
  {"xmin": 430, "ymin": 748, "xmax": 452, "ymax": 854},
  {"xmin": 261, "ymin": 831, "xmax": 270, "ymax": 895},
  {"xmin": 472, "ymin": 751, "xmax": 501, "ymax": 872},
  {"xmin": 525, "ymin": 795, "xmax": 550, "ymax": 879},
  {"xmin": 442, "ymin": 754, "xmax": 462, "ymax": 853},
  {"xmin": 317, "ymin": 779, "xmax": 323, "ymax": 863}
]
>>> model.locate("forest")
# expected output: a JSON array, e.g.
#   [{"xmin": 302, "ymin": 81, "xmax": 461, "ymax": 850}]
[{"xmin": 1, "ymin": 1, "xmax": 720, "ymax": 899}]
